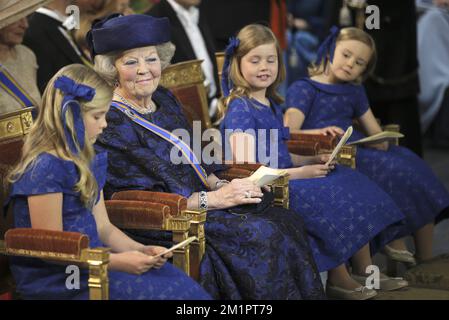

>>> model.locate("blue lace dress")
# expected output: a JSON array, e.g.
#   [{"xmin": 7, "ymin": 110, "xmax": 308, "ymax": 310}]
[
  {"xmin": 286, "ymin": 78, "xmax": 449, "ymax": 241},
  {"xmin": 94, "ymin": 87, "xmax": 325, "ymax": 300},
  {"xmin": 6, "ymin": 152, "xmax": 211, "ymax": 300},
  {"xmin": 221, "ymin": 96, "xmax": 406, "ymax": 272}
]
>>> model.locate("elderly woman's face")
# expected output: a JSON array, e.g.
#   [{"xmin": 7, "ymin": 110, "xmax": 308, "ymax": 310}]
[
  {"xmin": 0, "ymin": 18, "xmax": 28, "ymax": 47},
  {"xmin": 115, "ymin": 46, "xmax": 162, "ymax": 99}
]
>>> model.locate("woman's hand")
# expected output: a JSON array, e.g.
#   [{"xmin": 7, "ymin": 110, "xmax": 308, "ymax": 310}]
[
  {"xmin": 367, "ymin": 141, "xmax": 389, "ymax": 151},
  {"xmin": 110, "ymin": 251, "xmax": 162, "ymax": 275},
  {"xmin": 292, "ymin": 164, "xmax": 333, "ymax": 179},
  {"xmin": 209, "ymin": 178, "xmax": 263, "ymax": 210}
]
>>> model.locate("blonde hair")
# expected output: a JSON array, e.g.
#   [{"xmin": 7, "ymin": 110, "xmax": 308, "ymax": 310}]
[
  {"xmin": 217, "ymin": 24, "xmax": 286, "ymax": 121},
  {"xmin": 94, "ymin": 42, "xmax": 176, "ymax": 86},
  {"xmin": 8, "ymin": 64, "xmax": 113, "ymax": 208},
  {"xmin": 308, "ymin": 27, "xmax": 377, "ymax": 83}
]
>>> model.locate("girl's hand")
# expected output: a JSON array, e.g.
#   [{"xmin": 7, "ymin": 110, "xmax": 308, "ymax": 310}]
[
  {"xmin": 112, "ymin": 251, "xmax": 161, "ymax": 275},
  {"xmin": 368, "ymin": 141, "xmax": 389, "ymax": 151},
  {"xmin": 294, "ymin": 164, "xmax": 332, "ymax": 179},
  {"xmin": 314, "ymin": 153, "xmax": 337, "ymax": 167},
  {"xmin": 314, "ymin": 126, "xmax": 344, "ymax": 137},
  {"xmin": 210, "ymin": 178, "xmax": 263, "ymax": 209},
  {"xmin": 141, "ymin": 246, "xmax": 171, "ymax": 269}
]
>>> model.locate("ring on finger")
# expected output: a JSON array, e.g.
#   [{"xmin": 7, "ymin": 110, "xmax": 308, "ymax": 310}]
[{"xmin": 244, "ymin": 191, "xmax": 251, "ymax": 198}]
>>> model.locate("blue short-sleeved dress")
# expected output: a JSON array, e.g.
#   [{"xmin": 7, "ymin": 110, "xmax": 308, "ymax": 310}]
[
  {"xmin": 221, "ymin": 96, "xmax": 405, "ymax": 272},
  {"xmin": 6, "ymin": 152, "xmax": 211, "ymax": 300},
  {"xmin": 286, "ymin": 78, "xmax": 449, "ymax": 240}
]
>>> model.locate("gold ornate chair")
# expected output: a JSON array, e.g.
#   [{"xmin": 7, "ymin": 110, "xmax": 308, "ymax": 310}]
[{"xmin": 0, "ymin": 108, "xmax": 110, "ymax": 300}]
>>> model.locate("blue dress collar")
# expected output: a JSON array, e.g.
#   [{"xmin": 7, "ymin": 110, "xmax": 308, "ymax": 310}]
[{"xmin": 302, "ymin": 77, "xmax": 359, "ymax": 95}]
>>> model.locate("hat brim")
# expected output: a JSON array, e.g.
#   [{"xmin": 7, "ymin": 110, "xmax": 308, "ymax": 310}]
[{"xmin": 0, "ymin": 0, "xmax": 53, "ymax": 30}]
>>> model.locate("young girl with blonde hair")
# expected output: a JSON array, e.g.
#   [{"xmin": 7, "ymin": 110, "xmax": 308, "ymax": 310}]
[
  {"xmin": 219, "ymin": 24, "xmax": 409, "ymax": 300},
  {"xmin": 284, "ymin": 27, "xmax": 449, "ymax": 265},
  {"xmin": 6, "ymin": 64, "xmax": 210, "ymax": 300}
]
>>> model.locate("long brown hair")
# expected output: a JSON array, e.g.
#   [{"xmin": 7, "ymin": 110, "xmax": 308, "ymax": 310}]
[{"xmin": 217, "ymin": 24, "xmax": 286, "ymax": 121}]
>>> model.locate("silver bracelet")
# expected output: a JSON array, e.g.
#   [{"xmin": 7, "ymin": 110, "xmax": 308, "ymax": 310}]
[
  {"xmin": 215, "ymin": 179, "xmax": 230, "ymax": 189},
  {"xmin": 199, "ymin": 191, "xmax": 208, "ymax": 210}
]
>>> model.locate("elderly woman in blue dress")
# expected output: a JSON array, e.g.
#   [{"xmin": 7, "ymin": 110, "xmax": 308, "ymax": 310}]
[{"xmin": 88, "ymin": 14, "xmax": 325, "ymax": 300}]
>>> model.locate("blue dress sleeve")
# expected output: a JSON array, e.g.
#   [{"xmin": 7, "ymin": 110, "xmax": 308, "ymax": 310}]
[
  {"xmin": 286, "ymin": 79, "xmax": 316, "ymax": 117},
  {"xmin": 9, "ymin": 154, "xmax": 65, "ymax": 198},
  {"xmin": 223, "ymin": 98, "xmax": 256, "ymax": 132},
  {"xmin": 354, "ymin": 85, "xmax": 370, "ymax": 117}
]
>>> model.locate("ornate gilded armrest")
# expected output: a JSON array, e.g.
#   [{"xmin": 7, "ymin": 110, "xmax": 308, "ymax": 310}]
[
  {"xmin": 105, "ymin": 198, "xmax": 192, "ymax": 275},
  {"xmin": 289, "ymin": 133, "xmax": 357, "ymax": 168},
  {"xmin": 382, "ymin": 124, "xmax": 400, "ymax": 146},
  {"xmin": 0, "ymin": 228, "xmax": 109, "ymax": 300}
]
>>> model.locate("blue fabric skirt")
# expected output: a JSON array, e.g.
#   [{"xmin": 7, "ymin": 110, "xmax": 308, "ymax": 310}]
[
  {"xmin": 199, "ymin": 207, "xmax": 326, "ymax": 300},
  {"xmin": 288, "ymin": 165, "xmax": 405, "ymax": 271},
  {"xmin": 356, "ymin": 146, "xmax": 449, "ymax": 236}
]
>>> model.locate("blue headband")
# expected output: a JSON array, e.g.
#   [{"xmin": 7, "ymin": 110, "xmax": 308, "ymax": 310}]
[
  {"xmin": 221, "ymin": 37, "xmax": 240, "ymax": 97},
  {"xmin": 54, "ymin": 76, "xmax": 96, "ymax": 155},
  {"xmin": 315, "ymin": 26, "xmax": 340, "ymax": 66}
]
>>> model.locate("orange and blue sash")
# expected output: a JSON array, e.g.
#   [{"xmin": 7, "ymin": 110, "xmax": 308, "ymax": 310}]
[
  {"xmin": 0, "ymin": 64, "xmax": 36, "ymax": 108},
  {"xmin": 111, "ymin": 100, "xmax": 210, "ymax": 189}
]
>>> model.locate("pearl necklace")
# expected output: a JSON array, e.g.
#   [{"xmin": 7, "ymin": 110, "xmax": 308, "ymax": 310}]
[{"xmin": 113, "ymin": 92, "xmax": 156, "ymax": 115}]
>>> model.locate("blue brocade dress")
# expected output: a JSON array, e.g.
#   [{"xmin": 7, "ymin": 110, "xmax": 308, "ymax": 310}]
[
  {"xmin": 94, "ymin": 87, "xmax": 326, "ymax": 300},
  {"xmin": 286, "ymin": 78, "xmax": 449, "ymax": 243},
  {"xmin": 221, "ymin": 96, "xmax": 406, "ymax": 272},
  {"xmin": 6, "ymin": 152, "xmax": 211, "ymax": 300}
]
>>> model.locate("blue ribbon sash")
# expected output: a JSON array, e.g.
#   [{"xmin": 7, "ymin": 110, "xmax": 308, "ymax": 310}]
[
  {"xmin": 0, "ymin": 64, "xmax": 36, "ymax": 108},
  {"xmin": 111, "ymin": 100, "xmax": 210, "ymax": 189}
]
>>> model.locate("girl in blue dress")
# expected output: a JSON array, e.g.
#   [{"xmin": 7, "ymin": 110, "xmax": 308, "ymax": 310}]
[
  {"xmin": 284, "ymin": 27, "xmax": 449, "ymax": 265},
  {"xmin": 5, "ymin": 64, "xmax": 211, "ymax": 300},
  {"xmin": 219, "ymin": 24, "xmax": 408, "ymax": 300}
]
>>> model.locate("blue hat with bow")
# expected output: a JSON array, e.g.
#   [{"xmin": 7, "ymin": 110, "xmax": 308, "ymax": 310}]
[
  {"xmin": 54, "ymin": 76, "xmax": 96, "ymax": 155},
  {"xmin": 86, "ymin": 14, "xmax": 171, "ymax": 59},
  {"xmin": 314, "ymin": 26, "xmax": 341, "ymax": 66}
]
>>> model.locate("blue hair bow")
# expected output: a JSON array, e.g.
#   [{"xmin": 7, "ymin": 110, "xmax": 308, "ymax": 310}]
[
  {"xmin": 315, "ymin": 26, "xmax": 340, "ymax": 66},
  {"xmin": 54, "ymin": 76, "xmax": 96, "ymax": 155},
  {"xmin": 221, "ymin": 37, "xmax": 240, "ymax": 97}
]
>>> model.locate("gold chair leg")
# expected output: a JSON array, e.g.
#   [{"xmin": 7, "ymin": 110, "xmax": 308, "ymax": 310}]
[
  {"xmin": 167, "ymin": 216, "xmax": 192, "ymax": 276},
  {"xmin": 271, "ymin": 175, "xmax": 289, "ymax": 209},
  {"xmin": 182, "ymin": 209, "xmax": 206, "ymax": 281},
  {"xmin": 337, "ymin": 145, "xmax": 357, "ymax": 169},
  {"xmin": 82, "ymin": 247, "xmax": 110, "ymax": 300}
]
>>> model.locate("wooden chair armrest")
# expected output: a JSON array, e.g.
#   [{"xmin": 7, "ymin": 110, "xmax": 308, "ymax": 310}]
[
  {"xmin": 289, "ymin": 133, "xmax": 337, "ymax": 150},
  {"xmin": 286, "ymin": 140, "xmax": 320, "ymax": 155},
  {"xmin": 3, "ymin": 228, "xmax": 88, "ymax": 259},
  {"xmin": 110, "ymin": 191, "xmax": 187, "ymax": 215},
  {"xmin": 105, "ymin": 200, "xmax": 172, "ymax": 230}
]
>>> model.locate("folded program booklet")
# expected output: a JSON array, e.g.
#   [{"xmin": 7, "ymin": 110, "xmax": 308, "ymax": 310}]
[
  {"xmin": 325, "ymin": 126, "xmax": 353, "ymax": 166},
  {"xmin": 248, "ymin": 166, "xmax": 288, "ymax": 187},
  {"xmin": 346, "ymin": 131, "xmax": 404, "ymax": 146},
  {"xmin": 153, "ymin": 236, "xmax": 197, "ymax": 258}
]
